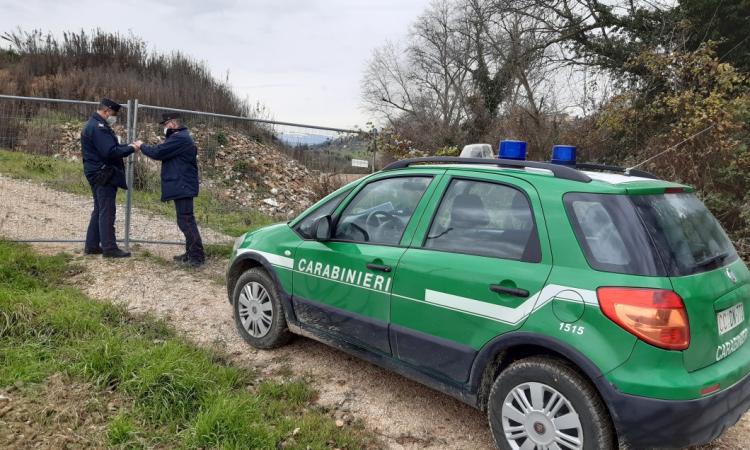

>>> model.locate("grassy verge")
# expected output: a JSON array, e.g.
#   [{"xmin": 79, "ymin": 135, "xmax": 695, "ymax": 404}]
[
  {"xmin": 0, "ymin": 241, "xmax": 373, "ymax": 449},
  {"xmin": 0, "ymin": 149, "xmax": 274, "ymax": 237}
]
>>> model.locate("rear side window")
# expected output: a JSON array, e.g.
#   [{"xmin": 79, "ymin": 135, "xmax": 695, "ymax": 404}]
[
  {"xmin": 632, "ymin": 193, "xmax": 738, "ymax": 276},
  {"xmin": 564, "ymin": 193, "xmax": 665, "ymax": 276},
  {"xmin": 424, "ymin": 179, "xmax": 541, "ymax": 262}
]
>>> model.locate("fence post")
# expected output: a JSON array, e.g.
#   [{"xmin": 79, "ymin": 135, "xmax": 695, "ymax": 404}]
[{"xmin": 124, "ymin": 99, "xmax": 135, "ymax": 251}]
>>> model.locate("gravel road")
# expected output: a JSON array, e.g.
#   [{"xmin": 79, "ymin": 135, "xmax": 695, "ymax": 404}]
[
  {"xmin": 0, "ymin": 174, "xmax": 747, "ymax": 449},
  {"xmin": 0, "ymin": 175, "xmax": 228, "ymax": 245}
]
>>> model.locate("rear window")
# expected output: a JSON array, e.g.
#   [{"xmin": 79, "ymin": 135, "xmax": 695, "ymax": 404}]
[
  {"xmin": 564, "ymin": 192, "xmax": 738, "ymax": 277},
  {"xmin": 632, "ymin": 193, "xmax": 738, "ymax": 276}
]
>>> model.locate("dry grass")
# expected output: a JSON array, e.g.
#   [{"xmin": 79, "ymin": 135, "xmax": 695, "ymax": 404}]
[{"xmin": 1, "ymin": 29, "xmax": 255, "ymax": 116}]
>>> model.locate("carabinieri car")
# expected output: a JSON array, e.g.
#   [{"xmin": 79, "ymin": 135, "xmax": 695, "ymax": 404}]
[{"xmin": 226, "ymin": 156, "xmax": 750, "ymax": 449}]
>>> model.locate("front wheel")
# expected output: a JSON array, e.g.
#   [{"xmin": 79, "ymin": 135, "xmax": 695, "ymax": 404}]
[
  {"xmin": 232, "ymin": 268, "xmax": 292, "ymax": 349},
  {"xmin": 487, "ymin": 357, "xmax": 616, "ymax": 450}
]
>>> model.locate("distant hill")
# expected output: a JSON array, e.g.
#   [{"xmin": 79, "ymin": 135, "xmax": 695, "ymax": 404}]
[{"xmin": 277, "ymin": 133, "xmax": 332, "ymax": 147}]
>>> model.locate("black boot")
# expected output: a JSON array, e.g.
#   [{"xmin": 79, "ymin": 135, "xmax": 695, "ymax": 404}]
[
  {"xmin": 182, "ymin": 258, "xmax": 204, "ymax": 268},
  {"xmin": 103, "ymin": 249, "xmax": 131, "ymax": 258},
  {"xmin": 84, "ymin": 247, "xmax": 103, "ymax": 255},
  {"xmin": 173, "ymin": 253, "xmax": 188, "ymax": 262}
]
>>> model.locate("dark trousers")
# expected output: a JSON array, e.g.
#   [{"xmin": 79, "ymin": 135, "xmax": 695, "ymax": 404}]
[
  {"xmin": 85, "ymin": 183, "xmax": 118, "ymax": 252},
  {"xmin": 175, "ymin": 197, "xmax": 205, "ymax": 262}
]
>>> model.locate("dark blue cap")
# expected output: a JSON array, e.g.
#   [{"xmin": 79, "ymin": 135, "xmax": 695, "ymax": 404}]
[
  {"xmin": 159, "ymin": 112, "xmax": 182, "ymax": 125},
  {"xmin": 99, "ymin": 98, "xmax": 122, "ymax": 113}
]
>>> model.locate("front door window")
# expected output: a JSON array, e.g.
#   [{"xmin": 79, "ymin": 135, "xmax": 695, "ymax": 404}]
[{"xmin": 335, "ymin": 177, "xmax": 432, "ymax": 245}]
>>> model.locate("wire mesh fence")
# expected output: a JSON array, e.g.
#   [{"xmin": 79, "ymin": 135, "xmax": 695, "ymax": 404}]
[
  {"xmin": 0, "ymin": 95, "xmax": 133, "ymax": 245},
  {"xmin": 0, "ymin": 94, "xmax": 374, "ymax": 249},
  {"xmin": 130, "ymin": 103, "xmax": 370, "ymax": 247}
]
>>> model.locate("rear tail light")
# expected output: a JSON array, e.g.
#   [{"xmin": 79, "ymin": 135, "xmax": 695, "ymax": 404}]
[{"xmin": 597, "ymin": 287, "xmax": 690, "ymax": 350}]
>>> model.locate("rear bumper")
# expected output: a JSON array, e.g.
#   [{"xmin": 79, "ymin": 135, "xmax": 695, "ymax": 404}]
[{"xmin": 604, "ymin": 371, "xmax": 750, "ymax": 448}]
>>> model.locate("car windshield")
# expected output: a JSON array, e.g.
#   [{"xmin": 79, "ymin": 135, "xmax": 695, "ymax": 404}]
[{"xmin": 564, "ymin": 192, "xmax": 737, "ymax": 277}]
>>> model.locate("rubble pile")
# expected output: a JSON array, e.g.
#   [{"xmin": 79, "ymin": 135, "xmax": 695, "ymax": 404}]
[
  {"xmin": 16, "ymin": 121, "xmax": 91, "ymax": 161},
  {"xmin": 37, "ymin": 122, "xmax": 325, "ymax": 217},
  {"xmin": 196, "ymin": 130, "xmax": 321, "ymax": 217}
]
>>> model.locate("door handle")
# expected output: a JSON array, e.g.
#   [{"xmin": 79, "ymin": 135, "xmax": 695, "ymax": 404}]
[
  {"xmin": 367, "ymin": 263, "xmax": 392, "ymax": 273},
  {"xmin": 490, "ymin": 284, "xmax": 529, "ymax": 298}
]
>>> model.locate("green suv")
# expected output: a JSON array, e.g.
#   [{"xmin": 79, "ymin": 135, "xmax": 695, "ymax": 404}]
[{"xmin": 226, "ymin": 157, "xmax": 750, "ymax": 449}]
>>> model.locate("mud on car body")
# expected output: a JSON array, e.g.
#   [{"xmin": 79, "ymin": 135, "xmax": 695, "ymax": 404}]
[{"xmin": 226, "ymin": 156, "xmax": 750, "ymax": 449}]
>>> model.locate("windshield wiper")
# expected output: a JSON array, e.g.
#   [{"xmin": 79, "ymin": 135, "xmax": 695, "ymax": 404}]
[{"xmin": 694, "ymin": 252, "xmax": 729, "ymax": 269}]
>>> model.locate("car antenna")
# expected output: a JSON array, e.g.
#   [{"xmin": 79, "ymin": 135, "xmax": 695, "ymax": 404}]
[{"xmin": 626, "ymin": 123, "xmax": 716, "ymax": 172}]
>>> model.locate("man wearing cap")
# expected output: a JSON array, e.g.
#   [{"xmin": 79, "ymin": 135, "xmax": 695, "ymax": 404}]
[
  {"xmin": 81, "ymin": 98, "xmax": 136, "ymax": 258},
  {"xmin": 133, "ymin": 113, "xmax": 205, "ymax": 266}
]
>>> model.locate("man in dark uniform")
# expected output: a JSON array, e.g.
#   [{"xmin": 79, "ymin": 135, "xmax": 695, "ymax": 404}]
[
  {"xmin": 134, "ymin": 113, "xmax": 205, "ymax": 267},
  {"xmin": 81, "ymin": 98, "xmax": 136, "ymax": 258}
]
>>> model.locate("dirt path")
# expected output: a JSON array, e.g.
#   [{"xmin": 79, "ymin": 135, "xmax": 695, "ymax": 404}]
[
  {"xmin": 0, "ymin": 175, "xmax": 747, "ymax": 449},
  {"xmin": 0, "ymin": 175, "xmax": 228, "ymax": 248}
]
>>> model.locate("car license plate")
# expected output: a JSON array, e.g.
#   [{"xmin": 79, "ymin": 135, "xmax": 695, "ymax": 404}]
[{"xmin": 717, "ymin": 303, "xmax": 745, "ymax": 335}]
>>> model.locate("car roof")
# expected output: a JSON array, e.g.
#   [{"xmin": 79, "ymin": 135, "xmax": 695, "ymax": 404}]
[{"xmin": 384, "ymin": 161, "xmax": 690, "ymax": 194}]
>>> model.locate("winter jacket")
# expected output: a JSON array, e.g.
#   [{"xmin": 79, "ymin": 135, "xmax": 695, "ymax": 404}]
[
  {"xmin": 81, "ymin": 112, "xmax": 134, "ymax": 189},
  {"xmin": 140, "ymin": 127, "xmax": 200, "ymax": 201}
]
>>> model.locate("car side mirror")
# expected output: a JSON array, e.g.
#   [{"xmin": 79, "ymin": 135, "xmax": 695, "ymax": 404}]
[{"xmin": 314, "ymin": 215, "xmax": 333, "ymax": 241}]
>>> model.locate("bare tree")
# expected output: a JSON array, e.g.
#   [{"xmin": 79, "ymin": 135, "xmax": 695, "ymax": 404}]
[
  {"xmin": 451, "ymin": 0, "xmax": 564, "ymax": 149},
  {"xmin": 361, "ymin": 0, "xmax": 471, "ymax": 149},
  {"xmin": 361, "ymin": 41, "xmax": 417, "ymax": 123},
  {"xmin": 363, "ymin": 0, "xmax": 673, "ymax": 152},
  {"xmin": 495, "ymin": 1, "xmax": 681, "ymax": 75},
  {"xmin": 409, "ymin": 0, "xmax": 472, "ymax": 132}
]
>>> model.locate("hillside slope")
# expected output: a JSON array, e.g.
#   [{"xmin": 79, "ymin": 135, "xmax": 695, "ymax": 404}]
[{"xmin": 0, "ymin": 29, "xmax": 250, "ymax": 116}]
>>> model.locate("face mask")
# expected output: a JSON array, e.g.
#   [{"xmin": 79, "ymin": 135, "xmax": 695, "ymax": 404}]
[
  {"xmin": 163, "ymin": 127, "xmax": 169, "ymax": 136},
  {"xmin": 106, "ymin": 115, "xmax": 117, "ymax": 126}
]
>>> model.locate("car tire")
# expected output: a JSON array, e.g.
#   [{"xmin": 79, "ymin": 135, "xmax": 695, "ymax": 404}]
[
  {"xmin": 487, "ymin": 356, "xmax": 616, "ymax": 450},
  {"xmin": 232, "ymin": 268, "xmax": 292, "ymax": 349}
]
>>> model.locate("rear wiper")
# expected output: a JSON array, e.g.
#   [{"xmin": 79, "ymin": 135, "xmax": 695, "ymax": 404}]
[{"xmin": 694, "ymin": 252, "xmax": 729, "ymax": 269}]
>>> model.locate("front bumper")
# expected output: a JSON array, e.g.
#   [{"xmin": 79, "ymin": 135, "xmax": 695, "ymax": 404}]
[{"xmin": 603, "ymin": 371, "xmax": 750, "ymax": 448}]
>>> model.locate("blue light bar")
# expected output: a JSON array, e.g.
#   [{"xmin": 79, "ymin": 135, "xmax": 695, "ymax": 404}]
[
  {"xmin": 551, "ymin": 145, "xmax": 577, "ymax": 165},
  {"xmin": 498, "ymin": 140, "xmax": 527, "ymax": 160}
]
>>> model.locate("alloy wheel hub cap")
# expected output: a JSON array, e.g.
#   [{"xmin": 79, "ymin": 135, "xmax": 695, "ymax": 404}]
[
  {"xmin": 501, "ymin": 381, "xmax": 583, "ymax": 449},
  {"xmin": 238, "ymin": 281, "xmax": 273, "ymax": 338}
]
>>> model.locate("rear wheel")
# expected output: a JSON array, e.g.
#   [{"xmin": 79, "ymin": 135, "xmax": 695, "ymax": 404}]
[
  {"xmin": 487, "ymin": 357, "xmax": 615, "ymax": 450},
  {"xmin": 232, "ymin": 268, "xmax": 292, "ymax": 349}
]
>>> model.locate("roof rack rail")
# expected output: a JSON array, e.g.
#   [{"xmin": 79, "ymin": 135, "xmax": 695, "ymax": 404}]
[
  {"xmin": 382, "ymin": 157, "xmax": 592, "ymax": 183},
  {"xmin": 575, "ymin": 163, "xmax": 660, "ymax": 180}
]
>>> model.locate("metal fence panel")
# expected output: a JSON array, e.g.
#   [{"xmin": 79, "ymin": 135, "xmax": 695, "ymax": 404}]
[
  {"xmin": 0, "ymin": 94, "xmax": 375, "ymax": 249},
  {"xmin": 0, "ymin": 95, "xmax": 133, "ymax": 246},
  {"xmin": 129, "ymin": 103, "xmax": 370, "ymax": 246}
]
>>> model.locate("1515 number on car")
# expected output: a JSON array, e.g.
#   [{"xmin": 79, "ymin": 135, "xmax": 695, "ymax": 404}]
[{"xmin": 559, "ymin": 323, "xmax": 585, "ymax": 335}]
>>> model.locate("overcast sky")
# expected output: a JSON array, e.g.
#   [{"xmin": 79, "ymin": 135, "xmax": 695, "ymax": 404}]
[{"xmin": 0, "ymin": 0, "xmax": 432, "ymax": 129}]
